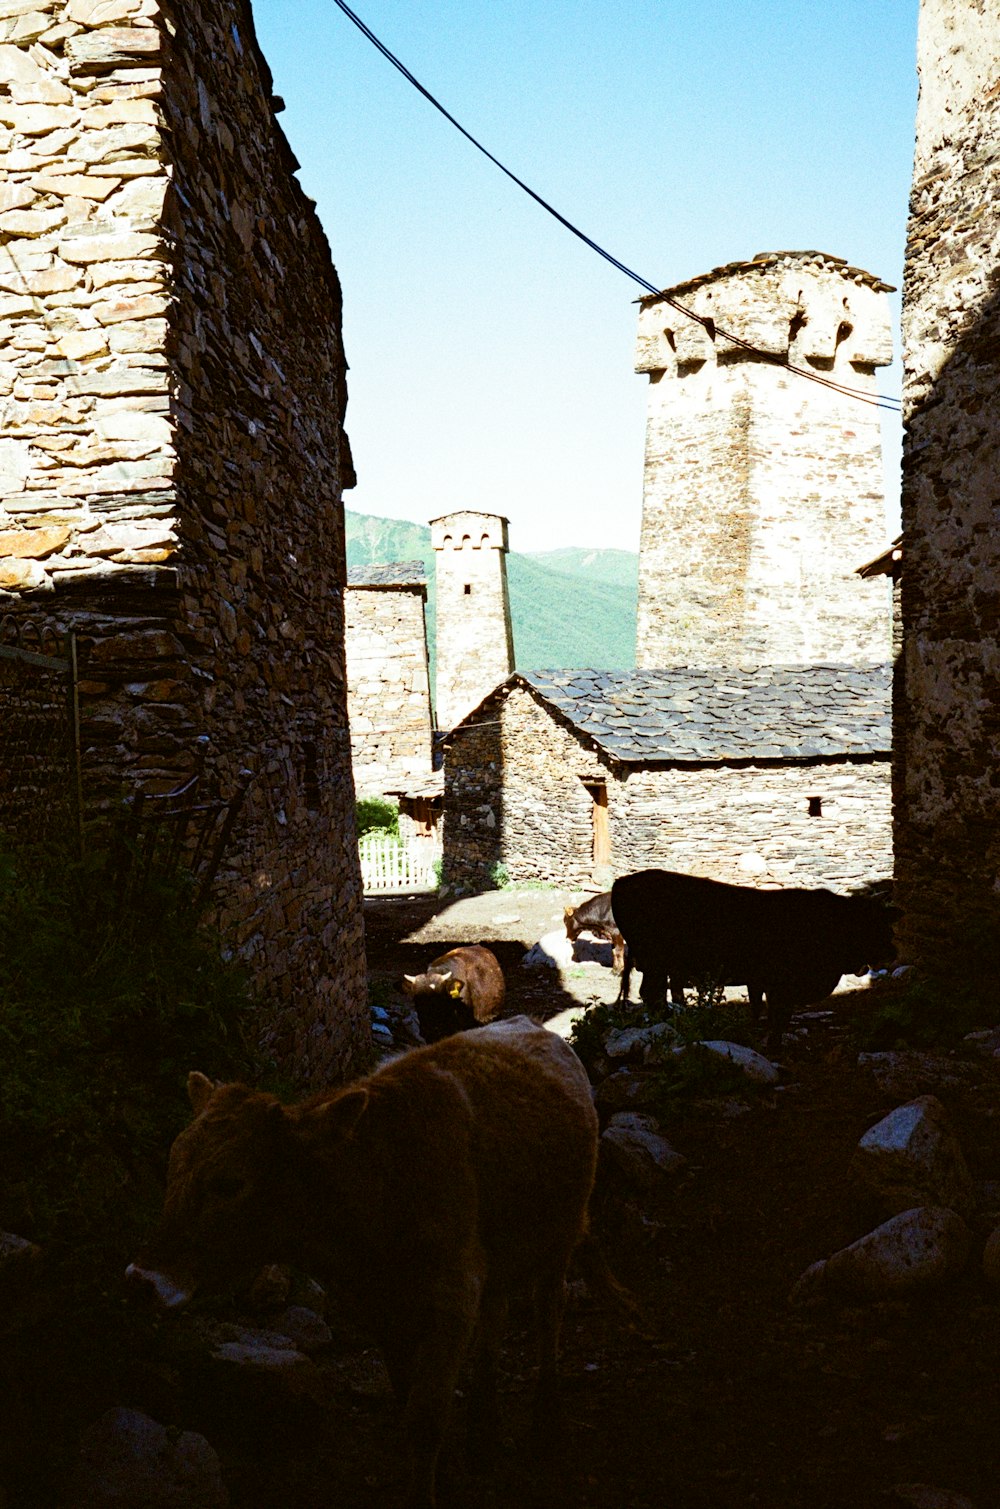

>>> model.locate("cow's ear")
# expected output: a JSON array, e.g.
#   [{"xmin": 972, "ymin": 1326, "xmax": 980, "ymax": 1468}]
[
  {"xmin": 563, "ymin": 906, "xmax": 574, "ymax": 920},
  {"xmin": 187, "ymin": 1071, "xmax": 216, "ymax": 1114},
  {"xmin": 316, "ymin": 1087, "xmax": 370, "ymax": 1140}
]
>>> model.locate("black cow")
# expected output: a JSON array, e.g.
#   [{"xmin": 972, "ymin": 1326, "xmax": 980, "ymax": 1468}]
[
  {"xmin": 611, "ymin": 869, "xmax": 896, "ymax": 1049},
  {"xmin": 564, "ymin": 893, "xmax": 626, "ymax": 973}
]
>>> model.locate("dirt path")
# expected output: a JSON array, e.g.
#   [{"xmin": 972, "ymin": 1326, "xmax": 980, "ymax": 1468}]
[{"xmin": 247, "ymin": 890, "xmax": 996, "ymax": 1509}]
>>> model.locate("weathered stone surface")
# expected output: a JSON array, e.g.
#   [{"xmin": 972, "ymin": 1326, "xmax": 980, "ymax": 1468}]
[
  {"xmin": 65, "ymin": 26, "xmax": 160, "ymax": 70},
  {"xmin": 850, "ymin": 1095, "xmax": 975, "ymax": 1218},
  {"xmin": 691, "ymin": 1040, "xmax": 781, "ymax": 1085},
  {"xmin": 790, "ymin": 1207, "xmax": 972, "ymax": 1304},
  {"xmin": 895, "ymin": 3, "xmax": 1000, "ymax": 970},
  {"xmin": 431, "ymin": 511, "xmax": 514, "ymax": 730},
  {"xmin": 345, "ymin": 569, "xmax": 435, "ymax": 797},
  {"xmin": 600, "ymin": 1111, "xmax": 686, "ymax": 1192},
  {"xmin": 0, "ymin": 0, "xmax": 366, "ymax": 1085},
  {"xmin": 0, "ymin": 523, "xmax": 69, "ymax": 557},
  {"xmin": 443, "ymin": 676, "xmax": 892, "ymax": 892},
  {"xmin": 857, "ymin": 1051, "xmax": 985, "ymax": 1100},
  {"xmin": 69, "ymin": 1407, "xmax": 229, "ymax": 1509},
  {"xmin": 634, "ymin": 252, "xmax": 893, "ymax": 668},
  {"xmin": 0, "ymin": 555, "xmax": 49, "ymax": 588}
]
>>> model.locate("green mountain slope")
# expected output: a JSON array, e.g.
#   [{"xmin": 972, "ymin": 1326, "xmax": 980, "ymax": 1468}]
[{"xmin": 344, "ymin": 509, "xmax": 637, "ymax": 673}]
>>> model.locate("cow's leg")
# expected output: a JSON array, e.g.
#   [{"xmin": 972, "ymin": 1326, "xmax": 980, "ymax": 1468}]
[
  {"xmin": 395, "ymin": 1285, "xmax": 483, "ymax": 1509},
  {"xmin": 612, "ymin": 933, "xmax": 625, "ymax": 974},
  {"xmin": 529, "ymin": 1253, "xmax": 574, "ymax": 1451},
  {"xmin": 668, "ymin": 976, "xmax": 686, "ymax": 1008},
  {"xmin": 763, "ymin": 986, "xmax": 793, "ymax": 1051},
  {"xmin": 466, "ymin": 1278, "xmax": 508, "ymax": 1471},
  {"xmin": 747, "ymin": 980, "xmax": 765, "ymax": 1031},
  {"xmin": 639, "ymin": 965, "xmax": 669, "ymax": 1011}
]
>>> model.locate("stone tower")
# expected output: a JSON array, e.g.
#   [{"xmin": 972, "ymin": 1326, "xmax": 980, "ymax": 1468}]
[
  {"xmin": 894, "ymin": 0, "xmax": 1000, "ymax": 966},
  {"xmin": 633, "ymin": 251, "xmax": 895, "ymax": 667},
  {"xmin": 431, "ymin": 511, "xmax": 514, "ymax": 729}
]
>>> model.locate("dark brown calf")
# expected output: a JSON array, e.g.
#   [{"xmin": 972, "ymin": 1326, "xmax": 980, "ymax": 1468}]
[
  {"xmin": 401, "ymin": 944, "xmax": 505, "ymax": 1040},
  {"xmin": 564, "ymin": 893, "xmax": 625, "ymax": 973},
  {"xmin": 127, "ymin": 1018, "xmax": 598, "ymax": 1509}
]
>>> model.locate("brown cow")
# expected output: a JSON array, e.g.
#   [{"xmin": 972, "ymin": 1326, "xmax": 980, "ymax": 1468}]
[
  {"xmin": 126, "ymin": 1018, "xmax": 598, "ymax": 1509},
  {"xmin": 401, "ymin": 944, "xmax": 505, "ymax": 1041}
]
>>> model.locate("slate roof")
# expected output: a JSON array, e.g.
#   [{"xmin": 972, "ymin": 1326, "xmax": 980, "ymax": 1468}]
[
  {"xmin": 346, "ymin": 561, "xmax": 426, "ymax": 589},
  {"xmin": 447, "ymin": 665, "xmax": 892, "ymax": 766}
]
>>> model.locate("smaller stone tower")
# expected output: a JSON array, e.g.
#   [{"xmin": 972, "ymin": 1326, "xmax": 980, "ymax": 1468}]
[{"xmin": 431, "ymin": 511, "xmax": 515, "ymax": 730}]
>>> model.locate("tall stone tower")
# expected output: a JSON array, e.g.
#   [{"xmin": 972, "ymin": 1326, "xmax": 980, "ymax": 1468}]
[
  {"xmin": 634, "ymin": 251, "xmax": 895, "ymax": 667},
  {"xmin": 431, "ymin": 511, "xmax": 514, "ymax": 729}
]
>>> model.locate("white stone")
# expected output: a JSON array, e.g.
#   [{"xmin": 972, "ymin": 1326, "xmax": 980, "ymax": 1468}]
[
  {"xmin": 92, "ymin": 407, "xmax": 171, "ymax": 444},
  {"xmin": 694, "ymin": 1040, "xmax": 780, "ymax": 1085},
  {"xmin": 0, "ymin": 101, "xmax": 77, "ymax": 132},
  {"xmin": 790, "ymin": 1207, "xmax": 972, "ymax": 1303},
  {"xmin": 601, "ymin": 1113, "xmax": 686, "ymax": 1190},
  {"xmin": 522, "ymin": 928, "xmax": 575, "ymax": 968},
  {"xmin": 0, "ymin": 207, "xmax": 66, "ymax": 236},
  {"xmin": 69, "ymin": 1408, "xmax": 228, "ymax": 1509},
  {"xmin": 57, "ymin": 229, "xmax": 159, "ymax": 263},
  {"xmin": 0, "ymin": 437, "xmax": 31, "ymax": 491},
  {"xmin": 850, "ymin": 1095, "xmax": 974, "ymax": 1217}
]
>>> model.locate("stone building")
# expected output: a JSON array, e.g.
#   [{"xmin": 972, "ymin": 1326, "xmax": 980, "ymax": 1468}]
[
  {"xmin": 345, "ymin": 561, "xmax": 434, "ymax": 797},
  {"xmin": 345, "ymin": 560, "xmax": 441, "ymax": 842},
  {"xmin": 441, "ymin": 666, "xmax": 892, "ymax": 894},
  {"xmin": 634, "ymin": 251, "xmax": 895, "ymax": 668},
  {"xmin": 431, "ymin": 509, "xmax": 513, "ymax": 730},
  {"xmin": 894, "ymin": 0, "xmax": 1000, "ymax": 966},
  {"xmin": 0, "ymin": 0, "xmax": 366, "ymax": 1084}
]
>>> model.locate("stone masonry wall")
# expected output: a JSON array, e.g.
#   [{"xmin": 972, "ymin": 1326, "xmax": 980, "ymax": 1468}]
[
  {"xmin": 345, "ymin": 582, "xmax": 434, "ymax": 796},
  {"xmin": 0, "ymin": 0, "xmax": 367, "ymax": 1085},
  {"xmin": 895, "ymin": 0, "xmax": 1000, "ymax": 964},
  {"xmin": 431, "ymin": 510, "xmax": 514, "ymax": 731},
  {"xmin": 443, "ymin": 685, "xmax": 892, "ymax": 894},
  {"xmin": 635, "ymin": 253, "xmax": 894, "ymax": 668}
]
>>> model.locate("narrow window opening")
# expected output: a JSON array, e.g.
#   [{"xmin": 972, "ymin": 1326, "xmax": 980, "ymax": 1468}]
[
  {"xmin": 788, "ymin": 309, "xmax": 808, "ymax": 343},
  {"xmin": 463, "ymin": 583, "xmax": 472, "ymax": 596},
  {"xmin": 807, "ymin": 796, "xmax": 823, "ymax": 818}
]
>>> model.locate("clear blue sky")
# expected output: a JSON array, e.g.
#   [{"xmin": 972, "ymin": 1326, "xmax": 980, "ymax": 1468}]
[{"xmin": 251, "ymin": 1, "xmax": 919, "ymax": 553}]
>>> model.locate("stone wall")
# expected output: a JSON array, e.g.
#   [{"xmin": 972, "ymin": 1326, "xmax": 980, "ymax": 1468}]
[
  {"xmin": 431, "ymin": 509, "xmax": 513, "ymax": 730},
  {"xmin": 0, "ymin": 0, "xmax": 367, "ymax": 1085},
  {"xmin": 895, "ymin": 0, "xmax": 1000, "ymax": 964},
  {"xmin": 634, "ymin": 252, "xmax": 894, "ymax": 668},
  {"xmin": 443, "ymin": 685, "xmax": 892, "ymax": 894},
  {"xmin": 345, "ymin": 574, "xmax": 434, "ymax": 797}
]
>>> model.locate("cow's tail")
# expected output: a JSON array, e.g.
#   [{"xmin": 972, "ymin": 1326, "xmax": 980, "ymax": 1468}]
[{"xmin": 617, "ymin": 945, "xmax": 633, "ymax": 1004}]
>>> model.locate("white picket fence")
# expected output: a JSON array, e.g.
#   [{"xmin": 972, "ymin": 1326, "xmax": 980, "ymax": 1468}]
[{"xmin": 358, "ymin": 833, "xmax": 439, "ymax": 894}]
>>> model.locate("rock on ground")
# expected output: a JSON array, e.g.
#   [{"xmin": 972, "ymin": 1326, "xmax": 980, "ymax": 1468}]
[
  {"xmin": 850, "ymin": 1095, "xmax": 975, "ymax": 1218},
  {"xmin": 790, "ymin": 1206, "xmax": 973, "ymax": 1304},
  {"xmin": 67, "ymin": 1408, "xmax": 228, "ymax": 1509}
]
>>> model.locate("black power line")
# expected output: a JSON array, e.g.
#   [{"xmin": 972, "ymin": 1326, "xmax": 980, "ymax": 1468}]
[{"xmin": 327, "ymin": 0, "xmax": 902, "ymax": 414}]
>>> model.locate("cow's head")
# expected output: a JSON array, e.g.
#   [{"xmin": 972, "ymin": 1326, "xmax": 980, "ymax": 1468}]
[
  {"xmin": 401, "ymin": 969, "xmax": 465, "ymax": 1000},
  {"xmin": 563, "ymin": 905, "xmax": 581, "ymax": 940},
  {"xmin": 126, "ymin": 1071, "xmax": 368, "ymax": 1308}
]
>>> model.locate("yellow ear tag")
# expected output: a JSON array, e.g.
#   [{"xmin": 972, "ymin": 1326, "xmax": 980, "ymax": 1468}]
[{"xmin": 449, "ymin": 981, "xmax": 463, "ymax": 998}]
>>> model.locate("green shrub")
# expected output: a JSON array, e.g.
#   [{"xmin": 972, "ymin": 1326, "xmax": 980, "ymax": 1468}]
[
  {"xmin": 489, "ymin": 860, "xmax": 511, "ymax": 890},
  {"xmin": 355, "ymin": 795, "xmax": 399, "ymax": 838},
  {"xmin": 856, "ymin": 915, "xmax": 1000, "ymax": 1052},
  {"xmin": 0, "ymin": 839, "xmax": 258, "ymax": 1263}
]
